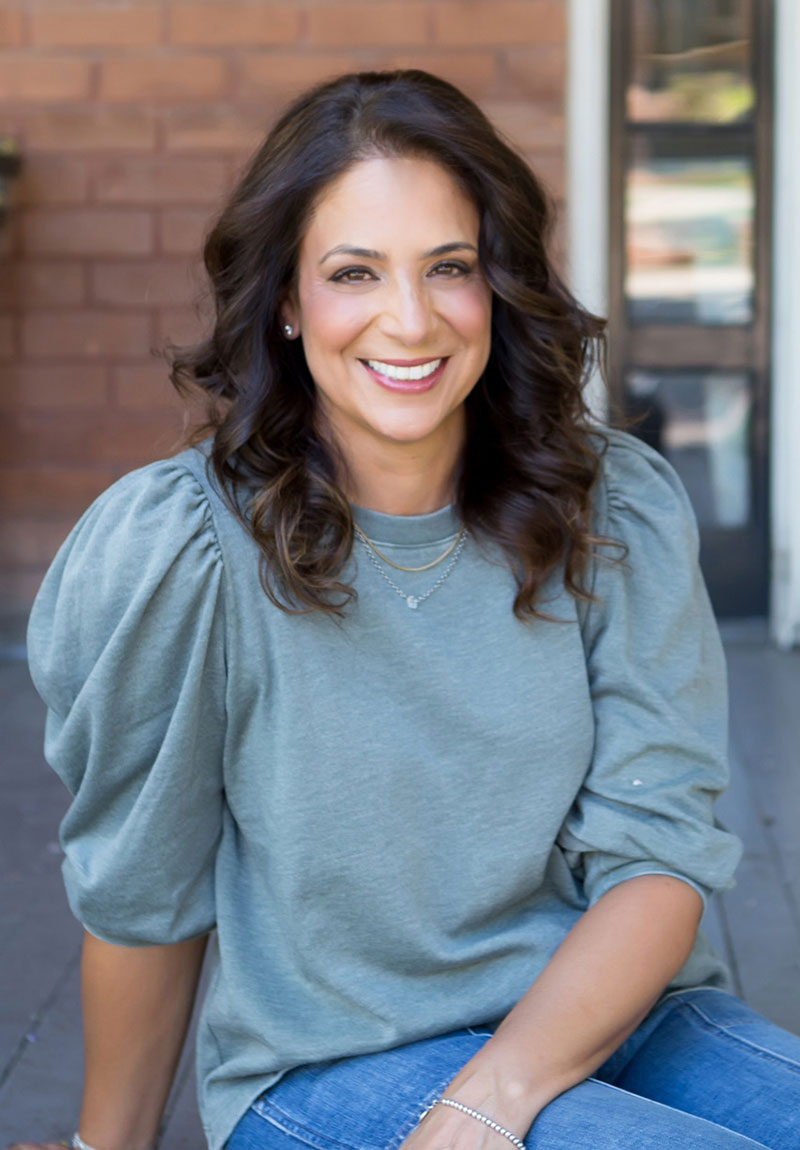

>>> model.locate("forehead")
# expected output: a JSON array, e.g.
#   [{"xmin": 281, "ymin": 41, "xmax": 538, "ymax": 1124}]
[{"xmin": 300, "ymin": 155, "xmax": 480, "ymax": 255}]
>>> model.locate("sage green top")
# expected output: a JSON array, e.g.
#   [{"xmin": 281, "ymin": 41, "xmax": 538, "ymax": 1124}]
[{"xmin": 27, "ymin": 428, "xmax": 741, "ymax": 1150}]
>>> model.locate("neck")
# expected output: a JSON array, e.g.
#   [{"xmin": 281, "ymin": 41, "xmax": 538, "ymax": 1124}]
[
  {"xmin": 348, "ymin": 462, "xmax": 457, "ymax": 516},
  {"xmin": 323, "ymin": 412, "xmax": 465, "ymax": 516}
]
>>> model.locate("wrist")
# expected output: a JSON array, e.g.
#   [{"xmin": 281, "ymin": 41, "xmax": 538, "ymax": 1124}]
[
  {"xmin": 79, "ymin": 1088, "xmax": 163, "ymax": 1150},
  {"xmin": 74, "ymin": 1132, "xmax": 157, "ymax": 1150},
  {"xmin": 428, "ymin": 1098, "xmax": 527, "ymax": 1150},
  {"xmin": 442, "ymin": 1042, "xmax": 543, "ymax": 1133}
]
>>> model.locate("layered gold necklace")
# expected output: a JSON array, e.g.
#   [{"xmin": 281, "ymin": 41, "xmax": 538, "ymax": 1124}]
[{"xmin": 353, "ymin": 524, "xmax": 466, "ymax": 572}]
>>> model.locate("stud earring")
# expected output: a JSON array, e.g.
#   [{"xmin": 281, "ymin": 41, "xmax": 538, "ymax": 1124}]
[{"xmin": 283, "ymin": 323, "xmax": 293, "ymax": 337}]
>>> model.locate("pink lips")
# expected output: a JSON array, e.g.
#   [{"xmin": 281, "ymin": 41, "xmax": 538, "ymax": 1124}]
[{"xmin": 360, "ymin": 357, "xmax": 449, "ymax": 394}]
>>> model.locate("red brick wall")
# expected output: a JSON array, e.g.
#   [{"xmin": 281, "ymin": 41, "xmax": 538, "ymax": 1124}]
[{"xmin": 0, "ymin": 0, "xmax": 566, "ymax": 613}]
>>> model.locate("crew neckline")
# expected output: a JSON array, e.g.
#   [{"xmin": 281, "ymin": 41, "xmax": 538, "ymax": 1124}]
[
  {"xmin": 192, "ymin": 440, "xmax": 462, "ymax": 547},
  {"xmin": 350, "ymin": 502, "xmax": 460, "ymax": 547}
]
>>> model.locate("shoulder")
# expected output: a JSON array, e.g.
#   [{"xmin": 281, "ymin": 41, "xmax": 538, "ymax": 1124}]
[
  {"xmin": 28, "ymin": 447, "xmax": 226, "ymax": 715},
  {"xmin": 52, "ymin": 445, "xmax": 222, "ymax": 585},
  {"xmin": 81, "ymin": 443, "xmax": 217, "ymax": 536},
  {"xmin": 576, "ymin": 426, "xmax": 706, "ymax": 632},
  {"xmin": 590, "ymin": 425, "xmax": 698, "ymax": 548}
]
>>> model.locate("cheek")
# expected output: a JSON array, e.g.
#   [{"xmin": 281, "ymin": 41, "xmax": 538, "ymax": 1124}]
[
  {"xmin": 301, "ymin": 284, "xmax": 372, "ymax": 350},
  {"xmin": 442, "ymin": 282, "xmax": 493, "ymax": 346}
]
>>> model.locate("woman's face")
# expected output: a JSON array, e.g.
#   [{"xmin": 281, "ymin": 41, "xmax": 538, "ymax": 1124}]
[{"xmin": 283, "ymin": 154, "xmax": 492, "ymax": 469}]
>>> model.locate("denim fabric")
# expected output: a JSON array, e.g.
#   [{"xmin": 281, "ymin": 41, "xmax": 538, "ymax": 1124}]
[{"xmin": 226, "ymin": 992, "xmax": 800, "ymax": 1150}]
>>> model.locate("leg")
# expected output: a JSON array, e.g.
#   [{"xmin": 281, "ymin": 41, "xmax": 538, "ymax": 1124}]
[
  {"xmin": 226, "ymin": 1106, "xmax": 301, "ymax": 1150},
  {"xmin": 223, "ymin": 1023, "xmax": 771, "ymax": 1150},
  {"xmin": 528, "ymin": 1077, "xmax": 769, "ymax": 1149},
  {"xmin": 605, "ymin": 990, "xmax": 800, "ymax": 1150},
  {"xmin": 226, "ymin": 1077, "xmax": 770, "ymax": 1150}
]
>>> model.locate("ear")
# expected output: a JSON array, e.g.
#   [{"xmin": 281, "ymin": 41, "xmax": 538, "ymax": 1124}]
[{"xmin": 280, "ymin": 296, "xmax": 300, "ymax": 339}]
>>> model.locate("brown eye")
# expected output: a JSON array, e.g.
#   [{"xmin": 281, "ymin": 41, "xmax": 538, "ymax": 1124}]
[
  {"xmin": 330, "ymin": 267, "xmax": 375, "ymax": 284},
  {"xmin": 430, "ymin": 261, "xmax": 470, "ymax": 277}
]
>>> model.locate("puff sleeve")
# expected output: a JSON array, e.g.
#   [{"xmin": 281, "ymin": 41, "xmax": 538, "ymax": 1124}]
[
  {"xmin": 558, "ymin": 432, "xmax": 742, "ymax": 906},
  {"xmin": 27, "ymin": 459, "xmax": 226, "ymax": 946}
]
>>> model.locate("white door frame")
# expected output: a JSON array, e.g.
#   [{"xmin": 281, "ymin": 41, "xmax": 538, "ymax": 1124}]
[
  {"xmin": 770, "ymin": 0, "xmax": 800, "ymax": 648},
  {"xmin": 566, "ymin": 0, "xmax": 610, "ymax": 420}
]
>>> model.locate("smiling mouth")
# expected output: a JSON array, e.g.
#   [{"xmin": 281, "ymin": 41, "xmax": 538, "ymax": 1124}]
[
  {"xmin": 364, "ymin": 357, "xmax": 444, "ymax": 381},
  {"xmin": 359, "ymin": 357, "xmax": 449, "ymax": 394}
]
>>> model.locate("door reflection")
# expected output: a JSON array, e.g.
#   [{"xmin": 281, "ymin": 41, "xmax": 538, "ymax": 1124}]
[{"xmin": 627, "ymin": 371, "xmax": 751, "ymax": 528}]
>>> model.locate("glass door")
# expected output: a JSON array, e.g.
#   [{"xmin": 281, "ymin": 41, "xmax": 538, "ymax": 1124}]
[{"xmin": 609, "ymin": 0, "xmax": 773, "ymax": 616}]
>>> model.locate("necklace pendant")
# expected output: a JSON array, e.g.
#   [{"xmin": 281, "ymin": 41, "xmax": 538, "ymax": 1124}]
[{"xmin": 406, "ymin": 595, "xmax": 420, "ymax": 609}]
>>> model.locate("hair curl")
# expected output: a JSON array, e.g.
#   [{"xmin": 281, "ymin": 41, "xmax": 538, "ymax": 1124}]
[{"xmin": 168, "ymin": 69, "xmax": 611, "ymax": 619}]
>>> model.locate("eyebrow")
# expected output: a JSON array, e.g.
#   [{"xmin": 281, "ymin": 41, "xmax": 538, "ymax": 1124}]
[{"xmin": 319, "ymin": 241, "xmax": 478, "ymax": 265}]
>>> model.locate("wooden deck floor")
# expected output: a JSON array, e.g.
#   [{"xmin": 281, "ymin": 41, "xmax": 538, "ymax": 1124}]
[
  {"xmin": 1, "ymin": 620, "xmax": 798, "ymax": 1147},
  {"xmin": 705, "ymin": 622, "xmax": 800, "ymax": 1034}
]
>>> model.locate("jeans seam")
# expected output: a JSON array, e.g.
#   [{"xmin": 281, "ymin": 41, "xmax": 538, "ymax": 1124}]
[
  {"xmin": 679, "ymin": 1000, "xmax": 800, "ymax": 1076},
  {"xmin": 250, "ymin": 1067, "xmax": 458, "ymax": 1150},
  {"xmin": 250, "ymin": 1099, "xmax": 366, "ymax": 1150},
  {"xmin": 587, "ymin": 1073, "xmax": 774, "ymax": 1133},
  {"xmin": 597, "ymin": 994, "xmax": 687, "ymax": 1084},
  {"xmin": 384, "ymin": 1070, "xmax": 462, "ymax": 1150}
]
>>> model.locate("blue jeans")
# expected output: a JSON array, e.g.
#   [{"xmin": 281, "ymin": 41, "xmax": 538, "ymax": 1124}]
[{"xmin": 226, "ymin": 990, "xmax": 800, "ymax": 1149}]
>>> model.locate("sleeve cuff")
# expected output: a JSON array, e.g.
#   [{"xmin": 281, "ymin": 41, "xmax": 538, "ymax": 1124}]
[{"xmin": 586, "ymin": 864, "xmax": 711, "ymax": 911}]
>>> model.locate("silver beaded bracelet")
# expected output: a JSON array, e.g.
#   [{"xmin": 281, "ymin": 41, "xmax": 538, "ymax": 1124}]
[
  {"xmin": 420, "ymin": 1097, "xmax": 527, "ymax": 1150},
  {"xmin": 70, "ymin": 1135, "xmax": 156, "ymax": 1150}
]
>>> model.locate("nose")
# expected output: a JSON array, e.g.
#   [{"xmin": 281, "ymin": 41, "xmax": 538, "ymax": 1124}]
[{"xmin": 377, "ymin": 277, "xmax": 435, "ymax": 346}]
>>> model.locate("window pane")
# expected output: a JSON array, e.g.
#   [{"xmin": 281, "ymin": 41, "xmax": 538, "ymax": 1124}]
[
  {"xmin": 628, "ymin": 0, "xmax": 754, "ymax": 123},
  {"xmin": 626, "ymin": 370, "xmax": 751, "ymax": 528},
  {"xmin": 625, "ymin": 142, "xmax": 754, "ymax": 324}
]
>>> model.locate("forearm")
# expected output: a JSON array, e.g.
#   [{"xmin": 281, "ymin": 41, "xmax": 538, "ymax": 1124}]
[
  {"xmin": 78, "ymin": 929, "xmax": 209, "ymax": 1150},
  {"xmin": 441, "ymin": 875, "xmax": 703, "ymax": 1132}
]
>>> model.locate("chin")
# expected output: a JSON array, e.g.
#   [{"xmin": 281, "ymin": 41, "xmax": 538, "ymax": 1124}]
[
  {"xmin": 369, "ymin": 414, "xmax": 448, "ymax": 444},
  {"xmin": 369, "ymin": 396, "xmax": 464, "ymax": 438}
]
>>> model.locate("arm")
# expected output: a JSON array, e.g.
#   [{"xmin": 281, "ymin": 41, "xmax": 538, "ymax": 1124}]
[
  {"xmin": 25, "ymin": 465, "xmax": 227, "ymax": 1147},
  {"xmin": 403, "ymin": 874, "xmax": 702, "ymax": 1147},
  {"xmin": 77, "ymin": 930, "xmax": 209, "ymax": 1150}
]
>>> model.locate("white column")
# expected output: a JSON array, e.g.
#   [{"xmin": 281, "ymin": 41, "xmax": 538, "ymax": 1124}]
[
  {"xmin": 566, "ymin": 0, "xmax": 610, "ymax": 419},
  {"xmin": 771, "ymin": 0, "xmax": 800, "ymax": 648}
]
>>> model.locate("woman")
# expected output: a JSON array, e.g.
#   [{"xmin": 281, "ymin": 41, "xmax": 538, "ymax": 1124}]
[{"xmin": 19, "ymin": 71, "xmax": 800, "ymax": 1150}]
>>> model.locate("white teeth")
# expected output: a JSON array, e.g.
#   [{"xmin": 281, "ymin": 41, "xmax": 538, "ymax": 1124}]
[{"xmin": 366, "ymin": 358, "xmax": 442, "ymax": 381}]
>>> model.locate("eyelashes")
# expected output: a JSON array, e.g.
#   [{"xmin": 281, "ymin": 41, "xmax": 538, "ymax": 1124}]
[
  {"xmin": 329, "ymin": 267, "xmax": 376, "ymax": 284},
  {"xmin": 430, "ymin": 260, "xmax": 473, "ymax": 278},
  {"xmin": 328, "ymin": 260, "xmax": 474, "ymax": 285}
]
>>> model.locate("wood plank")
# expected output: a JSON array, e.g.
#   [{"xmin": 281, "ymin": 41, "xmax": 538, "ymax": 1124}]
[
  {"xmin": 0, "ymin": 888, "xmax": 82, "ymax": 1075},
  {"xmin": 726, "ymin": 643, "xmax": 800, "ymax": 908},
  {"xmin": 0, "ymin": 955, "xmax": 83, "ymax": 1147},
  {"xmin": 714, "ymin": 743, "xmax": 800, "ymax": 1033},
  {"xmin": 0, "ymin": 658, "xmax": 82, "ymax": 1074}
]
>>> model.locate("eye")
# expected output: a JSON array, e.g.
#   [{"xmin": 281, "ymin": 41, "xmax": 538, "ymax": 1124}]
[
  {"xmin": 329, "ymin": 266, "xmax": 376, "ymax": 284},
  {"xmin": 429, "ymin": 260, "xmax": 472, "ymax": 278}
]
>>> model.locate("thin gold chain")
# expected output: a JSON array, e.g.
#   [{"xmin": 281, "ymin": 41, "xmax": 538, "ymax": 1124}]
[{"xmin": 353, "ymin": 523, "xmax": 465, "ymax": 573}]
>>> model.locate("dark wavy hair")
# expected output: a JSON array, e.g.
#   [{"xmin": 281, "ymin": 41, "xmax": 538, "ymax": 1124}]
[{"xmin": 168, "ymin": 69, "xmax": 610, "ymax": 619}]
